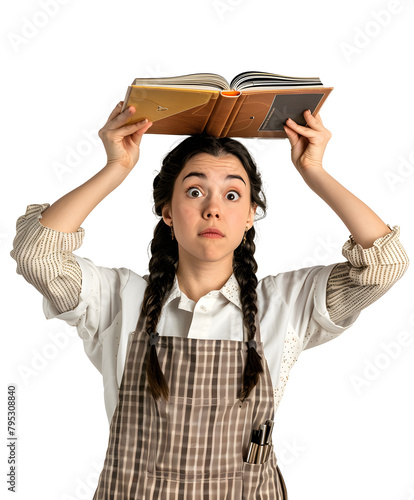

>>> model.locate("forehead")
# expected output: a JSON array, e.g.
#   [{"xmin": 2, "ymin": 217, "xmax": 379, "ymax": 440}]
[{"xmin": 180, "ymin": 153, "xmax": 246, "ymax": 177}]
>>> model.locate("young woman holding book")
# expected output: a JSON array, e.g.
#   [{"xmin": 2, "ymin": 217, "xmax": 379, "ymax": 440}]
[{"xmin": 10, "ymin": 101, "xmax": 409, "ymax": 498}]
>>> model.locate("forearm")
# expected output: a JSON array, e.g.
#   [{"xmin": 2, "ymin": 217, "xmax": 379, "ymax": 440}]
[
  {"xmin": 300, "ymin": 167, "xmax": 391, "ymax": 249},
  {"xmin": 39, "ymin": 162, "xmax": 130, "ymax": 233}
]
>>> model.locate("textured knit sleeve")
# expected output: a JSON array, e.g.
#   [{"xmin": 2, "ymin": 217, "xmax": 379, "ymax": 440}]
[
  {"xmin": 325, "ymin": 224, "xmax": 409, "ymax": 324},
  {"xmin": 10, "ymin": 203, "xmax": 84, "ymax": 314}
]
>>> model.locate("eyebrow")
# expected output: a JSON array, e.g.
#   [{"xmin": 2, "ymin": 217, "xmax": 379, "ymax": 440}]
[{"xmin": 182, "ymin": 172, "xmax": 246, "ymax": 185}]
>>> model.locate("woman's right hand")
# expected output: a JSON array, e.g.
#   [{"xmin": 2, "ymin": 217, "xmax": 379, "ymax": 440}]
[{"xmin": 98, "ymin": 101, "xmax": 153, "ymax": 171}]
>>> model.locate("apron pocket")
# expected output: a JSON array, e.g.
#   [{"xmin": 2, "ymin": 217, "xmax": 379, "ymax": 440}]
[
  {"xmin": 242, "ymin": 445, "xmax": 282, "ymax": 498},
  {"xmin": 147, "ymin": 395, "xmax": 250, "ymax": 482}
]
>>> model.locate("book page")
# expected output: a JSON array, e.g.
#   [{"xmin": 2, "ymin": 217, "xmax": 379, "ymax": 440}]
[
  {"xmin": 132, "ymin": 73, "xmax": 230, "ymax": 90},
  {"xmin": 131, "ymin": 84, "xmax": 223, "ymax": 91},
  {"xmin": 231, "ymin": 71, "xmax": 322, "ymax": 90}
]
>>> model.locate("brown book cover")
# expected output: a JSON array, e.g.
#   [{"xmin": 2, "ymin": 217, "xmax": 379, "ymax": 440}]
[{"xmin": 120, "ymin": 71, "xmax": 333, "ymax": 139}]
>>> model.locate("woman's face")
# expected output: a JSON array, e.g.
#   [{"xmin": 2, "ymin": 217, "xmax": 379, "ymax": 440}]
[{"xmin": 162, "ymin": 152, "xmax": 257, "ymax": 267}]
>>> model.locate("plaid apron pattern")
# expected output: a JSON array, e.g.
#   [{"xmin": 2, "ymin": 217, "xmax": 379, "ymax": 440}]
[{"xmin": 93, "ymin": 303, "xmax": 288, "ymax": 499}]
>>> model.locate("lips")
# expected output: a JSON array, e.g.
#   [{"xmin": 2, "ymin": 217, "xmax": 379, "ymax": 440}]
[{"xmin": 199, "ymin": 228, "xmax": 224, "ymax": 236}]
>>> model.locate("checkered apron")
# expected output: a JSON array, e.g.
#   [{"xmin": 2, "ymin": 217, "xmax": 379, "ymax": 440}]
[{"xmin": 92, "ymin": 303, "xmax": 288, "ymax": 499}]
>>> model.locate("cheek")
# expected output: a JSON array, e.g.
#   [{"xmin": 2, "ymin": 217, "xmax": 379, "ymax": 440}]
[
  {"xmin": 232, "ymin": 211, "xmax": 247, "ymax": 224},
  {"xmin": 173, "ymin": 203, "xmax": 196, "ymax": 234},
  {"xmin": 180, "ymin": 205, "xmax": 194, "ymax": 220},
  {"xmin": 172, "ymin": 195, "xmax": 190, "ymax": 217}
]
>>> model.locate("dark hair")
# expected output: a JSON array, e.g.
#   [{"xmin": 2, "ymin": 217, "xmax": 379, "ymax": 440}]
[{"xmin": 142, "ymin": 133, "xmax": 268, "ymax": 403}]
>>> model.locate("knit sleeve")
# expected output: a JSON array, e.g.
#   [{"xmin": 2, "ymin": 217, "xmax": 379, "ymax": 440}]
[
  {"xmin": 325, "ymin": 224, "xmax": 409, "ymax": 324},
  {"xmin": 10, "ymin": 203, "xmax": 85, "ymax": 314}
]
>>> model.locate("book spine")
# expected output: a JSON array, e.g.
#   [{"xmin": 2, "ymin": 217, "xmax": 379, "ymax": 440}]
[
  {"xmin": 121, "ymin": 87, "xmax": 132, "ymax": 113},
  {"xmin": 204, "ymin": 91, "xmax": 241, "ymax": 137},
  {"xmin": 221, "ymin": 93, "xmax": 248, "ymax": 137}
]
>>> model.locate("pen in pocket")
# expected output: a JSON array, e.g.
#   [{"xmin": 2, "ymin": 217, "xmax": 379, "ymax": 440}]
[
  {"xmin": 246, "ymin": 419, "xmax": 274, "ymax": 464},
  {"xmin": 262, "ymin": 419, "xmax": 274, "ymax": 463},
  {"xmin": 255, "ymin": 424, "xmax": 267, "ymax": 464},
  {"xmin": 246, "ymin": 429, "xmax": 260, "ymax": 464}
]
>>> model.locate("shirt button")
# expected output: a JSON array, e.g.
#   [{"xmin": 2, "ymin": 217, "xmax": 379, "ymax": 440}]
[{"xmin": 200, "ymin": 305, "xmax": 207, "ymax": 312}]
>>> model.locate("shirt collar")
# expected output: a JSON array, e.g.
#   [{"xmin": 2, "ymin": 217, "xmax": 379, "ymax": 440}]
[{"xmin": 163, "ymin": 271, "xmax": 242, "ymax": 310}]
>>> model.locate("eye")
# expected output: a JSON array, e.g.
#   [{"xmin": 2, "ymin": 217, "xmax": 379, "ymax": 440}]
[
  {"xmin": 187, "ymin": 187, "xmax": 202, "ymax": 198},
  {"xmin": 225, "ymin": 190, "xmax": 241, "ymax": 201},
  {"xmin": 186, "ymin": 187, "xmax": 241, "ymax": 201}
]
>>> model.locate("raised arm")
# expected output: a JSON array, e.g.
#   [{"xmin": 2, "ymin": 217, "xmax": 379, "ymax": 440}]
[
  {"xmin": 39, "ymin": 102, "xmax": 152, "ymax": 232},
  {"xmin": 11, "ymin": 102, "xmax": 153, "ymax": 312},
  {"xmin": 283, "ymin": 111, "xmax": 409, "ymax": 323},
  {"xmin": 284, "ymin": 110, "xmax": 390, "ymax": 247}
]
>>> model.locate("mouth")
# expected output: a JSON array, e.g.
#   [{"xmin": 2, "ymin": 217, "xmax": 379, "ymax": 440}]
[{"xmin": 199, "ymin": 229, "xmax": 224, "ymax": 238}]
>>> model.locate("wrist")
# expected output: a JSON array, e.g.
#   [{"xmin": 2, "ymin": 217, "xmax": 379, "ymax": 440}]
[
  {"xmin": 299, "ymin": 165, "xmax": 332, "ymax": 194},
  {"xmin": 104, "ymin": 161, "xmax": 132, "ymax": 177},
  {"xmin": 299, "ymin": 163, "xmax": 325, "ymax": 180},
  {"xmin": 99, "ymin": 162, "xmax": 131, "ymax": 192}
]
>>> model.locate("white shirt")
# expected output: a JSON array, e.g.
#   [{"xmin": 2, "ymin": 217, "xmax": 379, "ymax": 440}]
[{"xmin": 42, "ymin": 255, "xmax": 360, "ymax": 425}]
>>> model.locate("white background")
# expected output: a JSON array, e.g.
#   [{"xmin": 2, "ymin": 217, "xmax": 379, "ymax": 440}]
[{"xmin": 2, "ymin": 0, "xmax": 414, "ymax": 499}]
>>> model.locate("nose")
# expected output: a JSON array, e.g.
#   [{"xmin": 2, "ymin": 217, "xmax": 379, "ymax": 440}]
[
  {"xmin": 204, "ymin": 210, "xmax": 219, "ymax": 219},
  {"xmin": 203, "ymin": 204, "xmax": 220, "ymax": 219},
  {"xmin": 202, "ymin": 191, "xmax": 222, "ymax": 219}
]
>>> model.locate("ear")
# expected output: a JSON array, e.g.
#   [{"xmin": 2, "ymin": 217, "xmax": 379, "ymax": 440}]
[
  {"xmin": 162, "ymin": 204, "xmax": 172, "ymax": 227},
  {"xmin": 247, "ymin": 203, "xmax": 258, "ymax": 228}
]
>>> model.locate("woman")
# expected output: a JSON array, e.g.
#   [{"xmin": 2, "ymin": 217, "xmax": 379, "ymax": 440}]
[{"xmin": 10, "ymin": 102, "xmax": 409, "ymax": 498}]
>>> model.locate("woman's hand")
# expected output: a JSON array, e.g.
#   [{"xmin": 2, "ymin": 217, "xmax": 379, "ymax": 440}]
[
  {"xmin": 98, "ymin": 101, "xmax": 153, "ymax": 170},
  {"xmin": 283, "ymin": 110, "xmax": 332, "ymax": 173}
]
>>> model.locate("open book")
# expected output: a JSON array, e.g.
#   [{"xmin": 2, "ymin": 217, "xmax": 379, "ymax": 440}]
[{"xmin": 121, "ymin": 71, "xmax": 333, "ymax": 139}]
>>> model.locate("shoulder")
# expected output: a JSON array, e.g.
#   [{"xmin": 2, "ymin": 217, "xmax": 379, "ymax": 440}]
[
  {"xmin": 257, "ymin": 263, "xmax": 337, "ymax": 304},
  {"xmin": 72, "ymin": 255, "xmax": 149, "ymax": 302}
]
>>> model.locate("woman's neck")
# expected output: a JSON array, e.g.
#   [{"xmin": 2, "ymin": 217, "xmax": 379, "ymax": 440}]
[{"xmin": 176, "ymin": 261, "xmax": 233, "ymax": 303}]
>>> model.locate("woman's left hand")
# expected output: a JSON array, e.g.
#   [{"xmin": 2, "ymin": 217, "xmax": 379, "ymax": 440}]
[{"xmin": 283, "ymin": 110, "xmax": 332, "ymax": 174}]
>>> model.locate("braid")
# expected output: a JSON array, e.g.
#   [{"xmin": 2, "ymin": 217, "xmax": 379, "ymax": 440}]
[
  {"xmin": 233, "ymin": 225, "xmax": 264, "ymax": 402},
  {"xmin": 141, "ymin": 218, "xmax": 178, "ymax": 401},
  {"xmin": 144, "ymin": 134, "xmax": 268, "ymax": 402}
]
